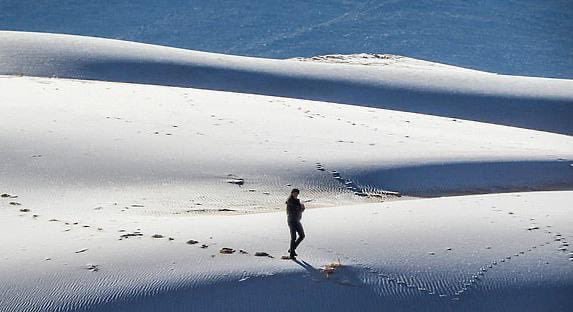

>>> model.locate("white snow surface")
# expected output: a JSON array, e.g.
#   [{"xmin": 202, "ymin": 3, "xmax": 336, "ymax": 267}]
[
  {"xmin": 1, "ymin": 31, "xmax": 573, "ymax": 134},
  {"xmin": 0, "ymin": 32, "xmax": 572, "ymax": 311}
]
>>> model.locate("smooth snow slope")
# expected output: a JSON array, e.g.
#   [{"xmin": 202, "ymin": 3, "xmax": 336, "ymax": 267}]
[
  {"xmin": 1, "ymin": 75, "xmax": 572, "ymax": 210},
  {"xmin": 1, "ymin": 190, "xmax": 571, "ymax": 312},
  {"xmin": 1, "ymin": 31, "xmax": 573, "ymax": 135}
]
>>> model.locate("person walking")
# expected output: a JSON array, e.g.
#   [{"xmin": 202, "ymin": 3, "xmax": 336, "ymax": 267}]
[{"xmin": 286, "ymin": 188, "xmax": 305, "ymax": 259}]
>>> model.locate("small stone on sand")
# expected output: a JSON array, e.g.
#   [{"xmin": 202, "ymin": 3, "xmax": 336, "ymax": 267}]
[{"xmin": 254, "ymin": 252, "xmax": 271, "ymax": 257}]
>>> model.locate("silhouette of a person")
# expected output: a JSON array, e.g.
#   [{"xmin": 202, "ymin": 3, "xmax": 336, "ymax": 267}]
[{"xmin": 286, "ymin": 188, "xmax": 305, "ymax": 259}]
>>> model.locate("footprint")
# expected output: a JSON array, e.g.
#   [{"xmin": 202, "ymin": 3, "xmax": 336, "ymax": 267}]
[{"xmin": 254, "ymin": 252, "xmax": 273, "ymax": 258}]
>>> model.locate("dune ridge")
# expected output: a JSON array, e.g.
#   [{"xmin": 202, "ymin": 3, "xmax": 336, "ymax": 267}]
[{"xmin": 1, "ymin": 31, "xmax": 573, "ymax": 134}]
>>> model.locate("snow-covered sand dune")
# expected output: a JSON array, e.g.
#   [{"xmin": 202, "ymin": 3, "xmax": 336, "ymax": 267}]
[
  {"xmin": 1, "ymin": 75, "xmax": 571, "ymax": 207},
  {"xmin": 1, "ymin": 190, "xmax": 572, "ymax": 311},
  {"xmin": 1, "ymin": 32, "xmax": 572, "ymax": 311},
  {"xmin": 1, "ymin": 31, "xmax": 573, "ymax": 135}
]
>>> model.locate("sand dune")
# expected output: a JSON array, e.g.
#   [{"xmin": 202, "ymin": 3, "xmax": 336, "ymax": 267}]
[
  {"xmin": 0, "ymin": 32, "xmax": 572, "ymax": 311},
  {"xmin": 1, "ymin": 190, "xmax": 571, "ymax": 311},
  {"xmin": 1, "ymin": 31, "xmax": 573, "ymax": 134},
  {"xmin": 1, "ymin": 75, "xmax": 571, "ymax": 207}
]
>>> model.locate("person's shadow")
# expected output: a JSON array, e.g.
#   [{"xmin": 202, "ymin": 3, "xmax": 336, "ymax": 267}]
[
  {"xmin": 292, "ymin": 259, "xmax": 331, "ymax": 282},
  {"xmin": 293, "ymin": 259, "xmax": 318, "ymax": 273}
]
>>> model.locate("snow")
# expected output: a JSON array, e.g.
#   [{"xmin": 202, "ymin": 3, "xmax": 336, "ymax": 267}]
[
  {"xmin": 0, "ymin": 32, "xmax": 572, "ymax": 311},
  {"xmin": 1, "ymin": 31, "xmax": 573, "ymax": 135}
]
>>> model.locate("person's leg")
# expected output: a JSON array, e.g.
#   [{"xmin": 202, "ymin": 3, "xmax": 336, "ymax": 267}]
[
  {"xmin": 293, "ymin": 221, "xmax": 305, "ymax": 250},
  {"xmin": 288, "ymin": 221, "xmax": 297, "ymax": 256}
]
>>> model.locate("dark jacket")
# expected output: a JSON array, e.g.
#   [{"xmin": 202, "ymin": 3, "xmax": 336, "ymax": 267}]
[{"xmin": 286, "ymin": 197, "xmax": 304, "ymax": 222}]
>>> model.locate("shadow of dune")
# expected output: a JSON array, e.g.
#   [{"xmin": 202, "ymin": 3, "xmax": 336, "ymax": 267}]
[
  {"xmin": 346, "ymin": 160, "xmax": 573, "ymax": 197},
  {"xmin": 76, "ymin": 265, "xmax": 573, "ymax": 312},
  {"xmin": 79, "ymin": 59, "xmax": 573, "ymax": 135}
]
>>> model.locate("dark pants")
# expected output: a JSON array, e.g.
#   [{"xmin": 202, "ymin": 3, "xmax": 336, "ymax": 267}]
[{"xmin": 288, "ymin": 219, "xmax": 305, "ymax": 255}]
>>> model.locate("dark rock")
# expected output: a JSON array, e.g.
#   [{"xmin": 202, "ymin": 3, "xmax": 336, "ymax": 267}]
[
  {"xmin": 220, "ymin": 247, "xmax": 235, "ymax": 254},
  {"xmin": 254, "ymin": 252, "xmax": 272, "ymax": 258}
]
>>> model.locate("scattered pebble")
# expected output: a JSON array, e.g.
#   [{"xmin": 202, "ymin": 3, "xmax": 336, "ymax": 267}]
[
  {"xmin": 186, "ymin": 240, "xmax": 199, "ymax": 245},
  {"xmin": 151, "ymin": 234, "xmax": 164, "ymax": 239},
  {"xmin": 220, "ymin": 247, "xmax": 235, "ymax": 254},
  {"xmin": 254, "ymin": 252, "xmax": 272, "ymax": 257},
  {"xmin": 218, "ymin": 208, "xmax": 236, "ymax": 212},
  {"xmin": 200, "ymin": 244, "xmax": 209, "ymax": 249},
  {"xmin": 9, "ymin": 202, "xmax": 21, "ymax": 206},
  {"xmin": 19, "ymin": 208, "xmax": 30, "ymax": 212},
  {"xmin": 74, "ymin": 248, "xmax": 88, "ymax": 254},
  {"xmin": 226, "ymin": 175, "xmax": 245, "ymax": 186},
  {"xmin": 85, "ymin": 264, "xmax": 99, "ymax": 272}
]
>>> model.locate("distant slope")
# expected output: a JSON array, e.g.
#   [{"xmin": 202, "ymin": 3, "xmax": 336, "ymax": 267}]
[
  {"xmin": 1, "ymin": 31, "xmax": 573, "ymax": 135},
  {"xmin": 1, "ymin": 0, "xmax": 572, "ymax": 78}
]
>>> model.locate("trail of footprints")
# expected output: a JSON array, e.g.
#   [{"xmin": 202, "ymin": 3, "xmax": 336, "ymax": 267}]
[
  {"xmin": 0, "ymin": 192, "xmax": 279, "ymax": 270},
  {"xmin": 314, "ymin": 162, "xmax": 401, "ymax": 198},
  {"xmin": 3, "ymin": 191, "xmax": 570, "ymax": 297},
  {"xmin": 308, "ymin": 239, "xmax": 560, "ymax": 302},
  {"xmin": 284, "ymin": 102, "xmax": 422, "ymax": 146},
  {"xmin": 490, "ymin": 203, "xmax": 572, "ymax": 261}
]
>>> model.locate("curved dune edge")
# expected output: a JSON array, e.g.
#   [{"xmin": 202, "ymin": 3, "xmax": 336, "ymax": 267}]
[
  {"xmin": 1, "ymin": 31, "xmax": 573, "ymax": 134},
  {"xmin": 1, "ymin": 75, "xmax": 572, "ymax": 211},
  {"xmin": 0, "ymin": 191, "xmax": 571, "ymax": 311}
]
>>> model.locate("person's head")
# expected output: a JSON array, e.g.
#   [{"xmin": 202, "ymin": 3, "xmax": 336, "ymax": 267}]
[{"xmin": 290, "ymin": 188, "xmax": 300, "ymax": 199}]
